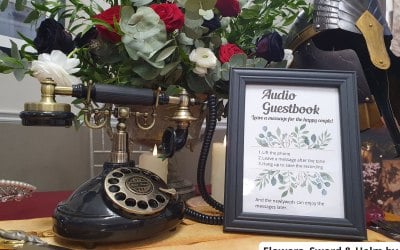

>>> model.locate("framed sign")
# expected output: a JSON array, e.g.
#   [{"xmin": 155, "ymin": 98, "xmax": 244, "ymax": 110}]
[{"xmin": 224, "ymin": 68, "xmax": 366, "ymax": 240}]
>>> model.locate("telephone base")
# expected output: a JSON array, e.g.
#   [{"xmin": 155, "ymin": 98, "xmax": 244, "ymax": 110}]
[{"xmin": 53, "ymin": 161, "xmax": 185, "ymax": 243}]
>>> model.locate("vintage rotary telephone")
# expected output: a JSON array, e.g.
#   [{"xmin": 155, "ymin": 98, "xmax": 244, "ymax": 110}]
[{"xmin": 19, "ymin": 78, "xmax": 208, "ymax": 244}]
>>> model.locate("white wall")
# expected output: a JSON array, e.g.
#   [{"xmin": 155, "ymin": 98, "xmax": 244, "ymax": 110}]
[
  {"xmin": 0, "ymin": 74, "xmax": 38, "ymax": 121},
  {"xmin": 0, "ymin": 73, "xmax": 79, "ymax": 123}
]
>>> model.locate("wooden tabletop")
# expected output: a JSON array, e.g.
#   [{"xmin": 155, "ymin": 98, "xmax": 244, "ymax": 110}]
[{"xmin": 0, "ymin": 217, "xmax": 394, "ymax": 250}]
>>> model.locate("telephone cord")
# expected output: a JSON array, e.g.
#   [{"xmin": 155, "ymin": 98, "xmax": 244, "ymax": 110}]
[{"xmin": 184, "ymin": 94, "xmax": 224, "ymax": 225}]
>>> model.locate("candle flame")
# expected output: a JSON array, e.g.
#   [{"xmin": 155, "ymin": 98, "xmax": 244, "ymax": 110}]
[
  {"xmin": 153, "ymin": 144, "xmax": 158, "ymax": 156},
  {"xmin": 223, "ymin": 135, "xmax": 226, "ymax": 147}
]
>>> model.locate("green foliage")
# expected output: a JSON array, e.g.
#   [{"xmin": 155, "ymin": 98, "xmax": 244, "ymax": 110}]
[
  {"xmin": 224, "ymin": 0, "xmax": 311, "ymax": 52},
  {"xmin": 256, "ymin": 124, "xmax": 332, "ymax": 149},
  {"xmin": 0, "ymin": 0, "xmax": 312, "ymax": 96},
  {"xmin": 255, "ymin": 170, "xmax": 334, "ymax": 197}
]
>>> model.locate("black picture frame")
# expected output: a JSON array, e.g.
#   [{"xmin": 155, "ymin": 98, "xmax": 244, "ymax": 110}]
[{"xmin": 224, "ymin": 68, "xmax": 366, "ymax": 240}]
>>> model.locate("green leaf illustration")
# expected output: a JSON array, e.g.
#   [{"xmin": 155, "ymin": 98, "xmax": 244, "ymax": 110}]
[
  {"xmin": 254, "ymin": 170, "xmax": 335, "ymax": 197},
  {"xmin": 255, "ymin": 124, "xmax": 332, "ymax": 149}
]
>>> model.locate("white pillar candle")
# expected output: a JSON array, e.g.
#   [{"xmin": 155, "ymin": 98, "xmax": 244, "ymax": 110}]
[
  {"xmin": 211, "ymin": 136, "xmax": 226, "ymax": 204},
  {"xmin": 138, "ymin": 144, "xmax": 168, "ymax": 183}
]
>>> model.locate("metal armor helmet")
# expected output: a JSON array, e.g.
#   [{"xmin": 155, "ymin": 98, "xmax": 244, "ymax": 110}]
[
  {"xmin": 286, "ymin": 0, "xmax": 400, "ymax": 154},
  {"xmin": 286, "ymin": 0, "xmax": 391, "ymax": 103}
]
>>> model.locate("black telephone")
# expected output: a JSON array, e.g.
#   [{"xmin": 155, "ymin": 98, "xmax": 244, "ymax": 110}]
[
  {"xmin": 19, "ymin": 81, "xmax": 196, "ymax": 245},
  {"xmin": 52, "ymin": 161, "xmax": 184, "ymax": 244},
  {"xmin": 20, "ymin": 80, "xmax": 223, "ymax": 245}
]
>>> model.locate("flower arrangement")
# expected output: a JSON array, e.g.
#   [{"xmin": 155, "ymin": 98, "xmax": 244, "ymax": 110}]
[{"xmin": 0, "ymin": 0, "xmax": 311, "ymax": 98}]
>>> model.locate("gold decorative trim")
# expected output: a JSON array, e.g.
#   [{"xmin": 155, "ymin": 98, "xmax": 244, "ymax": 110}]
[
  {"xmin": 287, "ymin": 25, "xmax": 319, "ymax": 51},
  {"xmin": 356, "ymin": 11, "xmax": 391, "ymax": 70}
]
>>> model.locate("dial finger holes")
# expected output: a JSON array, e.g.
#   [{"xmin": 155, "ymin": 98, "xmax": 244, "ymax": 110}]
[
  {"xmin": 148, "ymin": 199, "xmax": 158, "ymax": 208},
  {"xmin": 137, "ymin": 200, "xmax": 148, "ymax": 210},
  {"xmin": 108, "ymin": 185, "xmax": 120, "ymax": 193},
  {"xmin": 114, "ymin": 192, "xmax": 126, "ymax": 201},
  {"xmin": 125, "ymin": 198, "xmax": 136, "ymax": 207},
  {"xmin": 156, "ymin": 195, "xmax": 165, "ymax": 203},
  {"xmin": 112, "ymin": 172, "xmax": 123, "ymax": 178},
  {"xmin": 108, "ymin": 178, "xmax": 119, "ymax": 184},
  {"xmin": 120, "ymin": 168, "xmax": 131, "ymax": 174}
]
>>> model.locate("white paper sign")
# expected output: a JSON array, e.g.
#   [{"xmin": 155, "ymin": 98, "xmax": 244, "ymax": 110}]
[{"xmin": 242, "ymin": 84, "xmax": 344, "ymax": 218}]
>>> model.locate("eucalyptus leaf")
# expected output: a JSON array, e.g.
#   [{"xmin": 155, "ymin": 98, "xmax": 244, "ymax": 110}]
[
  {"xmin": 10, "ymin": 40, "xmax": 21, "ymax": 60},
  {"xmin": 209, "ymin": 61, "xmax": 221, "ymax": 82},
  {"xmin": 268, "ymin": 60, "xmax": 287, "ymax": 68},
  {"xmin": 155, "ymin": 46, "xmax": 177, "ymax": 63},
  {"xmin": 229, "ymin": 54, "xmax": 247, "ymax": 67},
  {"xmin": 160, "ymin": 60, "xmax": 180, "ymax": 76},
  {"xmin": 186, "ymin": 73, "xmax": 212, "ymax": 93},
  {"xmin": 194, "ymin": 39, "xmax": 205, "ymax": 48},
  {"xmin": 137, "ymin": 51, "xmax": 165, "ymax": 69},
  {"xmin": 120, "ymin": 6, "xmax": 136, "ymax": 31},
  {"xmin": 185, "ymin": 17, "xmax": 204, "ymax": 29},
  {"xmin": 148, "ymin": 39, "xmax": 174, "ymax": 59},
  {"xmin": 132, "ymin": 62, "xmax": 161, "ymax": 80},
  {"xmin": 184, "ymin": 9, "xmax": 201, "ymax": 20},
  {"xmin": 183, "ymin": 26, "xmax": 204, "ymax": 39},
  {"xmin": 131, "ymin": 0, "xmax": 153, "ymax": 7},
  {"xmin": 210, "ymin": 34, "xmax": 222, "ymax": 47},
  {"xmin": 13, "ymin": 68, "xmax": 26, "ymax": 81},
  {"xmin": 253, "ymin": 57, "xmax": 268, "ymax": 68},
  {"xmin": 184, "ymin": 0, "xmax": 199, "ymax": 11},
  {"xmin": 121, "ymin": 7, "xmax": 167, "ymax": 59},
  {"xmin": 178, "ymin": 33, "xmax": 194, "ymax": 46},
  {"xmin": 204, "ymin": 73, "xmax": 215, "ymax": 89},
  {"xmin": 165, "ymin": 67, "xmax": 183, "ymax": 86},
  {"xmin": 221, "ymin": 62, "xmax": 230, "ymax": 81},
  {"xmin": 202, "ymin": 0, "xmax": 217, "ymax": 10},
  {"xmin": 245, "ymin": 58, "xmax": 254, "ymax": 67}
]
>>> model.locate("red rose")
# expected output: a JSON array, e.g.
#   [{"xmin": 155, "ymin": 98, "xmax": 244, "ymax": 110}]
[
  {"xmin": 93, "ymin": 6, "xmax": 121, "ymax": 43},
  {"xmin": 150, "ymin": 3, "xmax": 184, "ymax": 32},
  {"xmin": 218, "ymin": 43, "xmax": 245, "ymax": 64},
  {"xmin": 215, "ymin": 0, "xmax": 240, "ymax": 17}
]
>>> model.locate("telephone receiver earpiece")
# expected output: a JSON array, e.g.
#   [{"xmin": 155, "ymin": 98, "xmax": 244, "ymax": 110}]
[{"xmin": 161, "ymin": 126, "xmax": 189, "ymax": 158}]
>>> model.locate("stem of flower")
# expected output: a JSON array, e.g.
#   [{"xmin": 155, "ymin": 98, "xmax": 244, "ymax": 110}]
[{"xmin": 67, "ymin": 48, "xmax": 80, "ymax": 58}]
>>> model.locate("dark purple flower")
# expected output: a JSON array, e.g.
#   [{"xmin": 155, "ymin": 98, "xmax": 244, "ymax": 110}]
[
  {"xmin": 255, "ymin": 31, "xmax": 284, "ymax": 62},
  {"xmin": 74, "ymin": 27, "xmax": 98, "ymax": 48},
  {"xmin": 202, "ymin": 16, "xmax": 221, "ymax": 34},
  {"xmin": 33, "ymin": 18, "xmax": 74, "ymax": 54}
]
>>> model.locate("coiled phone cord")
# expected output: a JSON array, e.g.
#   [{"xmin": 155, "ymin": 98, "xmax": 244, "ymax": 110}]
[{"xmin": 184, "ymin": 94, "xmax": 224, "ymax": 225}]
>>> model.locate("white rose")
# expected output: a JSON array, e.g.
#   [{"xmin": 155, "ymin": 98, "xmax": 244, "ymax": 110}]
[
  {"xmin": 31, "ymin": 50, "xmax": 80, "ymax": 86},
  {"xmin": 189, "ymin": 47, "xmax": 217, "ymax": 76},
  {"xmin": 193, "ymin": 66, "xmax": 208, "ymax": 76}
]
